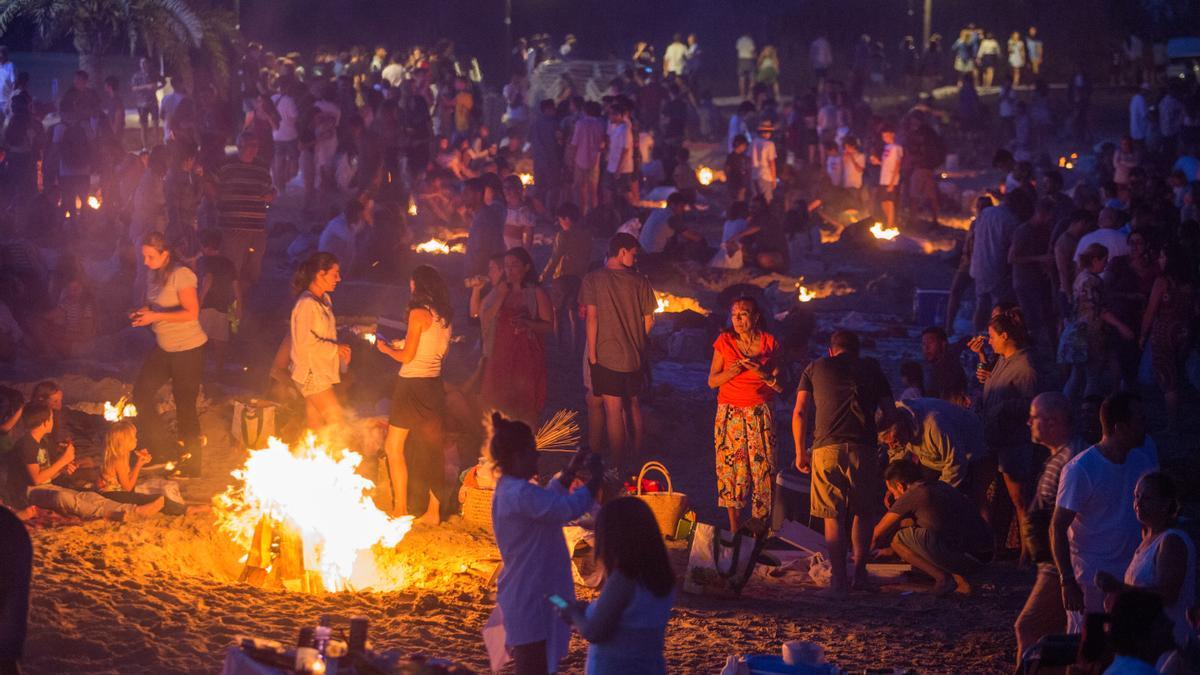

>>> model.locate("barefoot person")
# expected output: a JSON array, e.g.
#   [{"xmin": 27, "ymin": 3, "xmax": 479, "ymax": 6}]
[
  {"xmin": 873, "ymin": 460, "xmax": 993, "ymax": 595},
  {"xmin": 489, "ymin": 412, "xmax": 603, "ymax": 675},
  {"xmin": 792, "ymin": 329, "xmax": 896, "ymax": 597},
  {"xmin": 131, "ymin": 232, "xmax": 207, "ymax": 477},
  {"xmin": 289, "ymin": 252, "xmax": 351, "ymax": 430},
  {"xmin": 376, "ymin": 265, "xmax": 452, "ymax": 523}
]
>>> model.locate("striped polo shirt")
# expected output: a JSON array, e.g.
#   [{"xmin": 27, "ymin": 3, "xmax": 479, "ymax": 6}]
[{"xmin": 216, "ymin": 159, "xmax": 272, "ymax": 230}]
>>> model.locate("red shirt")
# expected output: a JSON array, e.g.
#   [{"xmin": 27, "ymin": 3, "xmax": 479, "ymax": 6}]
[{"xmin": 714, "ymin": 331, "xmax": 780, "ymax": 407}]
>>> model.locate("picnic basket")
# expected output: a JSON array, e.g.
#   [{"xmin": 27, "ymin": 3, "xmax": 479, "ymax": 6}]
[{"xmin": 635, "ymin": 461, "xmax": 688, "ymax": 537}]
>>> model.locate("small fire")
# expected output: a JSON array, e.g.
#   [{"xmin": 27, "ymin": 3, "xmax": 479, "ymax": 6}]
[
  {"xmin": 870, "ymin": 222, "xmax": 900, "ymax": 240},
  {"xmin": 103, "ymin": 397, "xmax": 138, "ymax": 422},
  {"xmin": 795, "ymin": 279, "xmax": 856, "ymax": 302},
  {"xmin": 407, "ymin": 200, "xmax": 418, "ymax": 216},
  {"xmin": 697, "ymin": 166, "xmax": 714, "ymax": 186},
  {"xmin": 518, "ymin": 172, "xmax": 534, "ymax": 187},
  {"xmin": 412, "ymin": 238, "xmax": 465, "ymax": 254},
  {"xmin": 87, "ymin": 195, "xmax": 101, "ymax": 210},
  {"xmin": 214, "ymin": 434, "xmax": 414, "ymax": 592},
  {"xmin": 653, "ymin": 291, "xmax": 709, "ymax": 315},
  {"xmin": 363, "ymin": 332, "xmax": 377, "ymax": 345},
  {"xmin": 797, "ymin": 286, "xmax": 817, "ymax": 303}
]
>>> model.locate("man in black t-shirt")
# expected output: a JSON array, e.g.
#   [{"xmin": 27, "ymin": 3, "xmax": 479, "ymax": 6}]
[
  {"xmin": 792, "ymin": 329, "xmax": 896, "ymax": 597},
  {"xmin": 872, "ymin": 460, "xmax": 993, "ymax": 595},
  {"xmin": 4, "ymin": 404, "xmax": 74, "ymax": 508}
]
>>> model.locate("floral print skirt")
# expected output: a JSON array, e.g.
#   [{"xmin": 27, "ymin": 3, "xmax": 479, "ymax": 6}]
[{"xmin": 714, "ymin": 402, "xmax": 777, "ymax": 519}]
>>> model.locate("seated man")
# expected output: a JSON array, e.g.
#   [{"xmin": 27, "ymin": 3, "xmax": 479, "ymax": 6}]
[
  {"xmin": 879, "ymin": 396, "xmax": 986, "ymax": 492},
  {"xmin": 4, "ymin": 403, "xmax": 161, "ymax": 520},
  {"xmin": 873, "ymin": 460, "xmax": 993, "ymax": 595}
]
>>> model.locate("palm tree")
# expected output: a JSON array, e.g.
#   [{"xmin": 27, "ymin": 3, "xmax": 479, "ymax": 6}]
[{"xmin": 0, "ymin": 0, "xmax": 238, "ymax": 89}]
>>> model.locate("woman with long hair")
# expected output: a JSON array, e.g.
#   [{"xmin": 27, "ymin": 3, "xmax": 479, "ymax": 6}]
[
  {"xmin": 1140, "ymin": 246, "xmax": 1195, "ymax": 430},
  {"xmin": 707, "ymin": 297, "xmax": 782, "ymax": 532},
  {"xmin": 481, "ymin": 247, "xmax": 553, "ymax": 426},
  {"xmin": 377, "ymin": 265, "xmax": 453, "ymax": 523},
  {"xmin": 561, "ymin": 497, "xmax": 675, "ymax": 674},
  {"xmin": 489, "ymin": 412, "xmax": 603, "ymax": 675},
  {"xmin": 131, "ymin": 231, "xmax": 207, "ymax": 476},
  {"xmin": 289, "ymin": 252, "xmax": 351, "ymax": 430}
]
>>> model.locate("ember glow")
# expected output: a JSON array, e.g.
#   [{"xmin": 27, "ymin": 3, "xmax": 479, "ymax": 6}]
[
  {"xmin": 407, "ymin": 200, "xmax": 418, "ymax": 216},
  {"xmin": 87, "ymin": 195, "xmax": 101, "ymax": 210},
  {"xmin": 214, "ymin": 434, "xmax": 413, "ymax": 592},
  {"xmin": 870, "ymin": 222, "xmax": 900, "ymax": 240},
  {"xmin": 518, "ymin": 172, "xmax": 534, "ymax": 186},
  {"xmin": 103, "ymin": 397, "xmax": 137, "ymax": 422},
  {"xmin": 653, "ymin": 291, "xmax": 709, "ymax": 315},
  {"xmin": 797, "ymin": 286, "xmax": 817, "ymax": 303},
  {"xmin": 412, "ymin": 238, "xmax": 465, "ymax": 254},
  {"xmin": 697, "ymin": 166, "xmax": 714, "ymax": 186}
]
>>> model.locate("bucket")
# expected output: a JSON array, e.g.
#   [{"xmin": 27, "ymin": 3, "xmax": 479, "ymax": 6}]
[{"xmin": 913, "ymin": 288, "xmax": 950, "ymax": 327}]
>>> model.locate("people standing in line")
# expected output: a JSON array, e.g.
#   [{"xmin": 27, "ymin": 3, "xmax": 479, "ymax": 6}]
[
  {"xmin": 1052, "ymin": 391, "xmax": 1157, "ymax": 634},
  {"xmin": 560, "ymin": 497, "xmax": 674, "ymax": 674},
  {"xmin": 1013, "ymin": 392, "xmax": 1085, "ymax": 665},
  {"xmin": 707, "ymin": 297, "xmax": 782, "ymax": 532},
  {"xmin": 376, "ymin": 265, "xmax": 453, "ymax": 524},
  {"xmin": 481, "ymin": 248, "xmax": 553, "ymax": 427},
  {"xmin": 490, "ymin": 413, "xmax": 603, "ymax": 675},
  {"xmin": 288, "ymin": 252, "xmax": 350, "ymax": 430},
  {"xmin": 792, "ymin": 329, "xmax": 896, "ymax": 597},
  {"xmin": 579, "ymin": 233, "xmax": 656, "ymax": 472},
  {"xmin": 130, "ymin": 232, "xmax": 207, "ymax": 477}
]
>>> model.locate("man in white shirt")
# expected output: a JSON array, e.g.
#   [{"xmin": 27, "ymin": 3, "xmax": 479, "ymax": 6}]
[
  {"xmin": 663, "ymin": 34, "xmax": 688, "ymax": 77},
  {"xmin": 736, "ymin": 35, "xmax": 756, "ymax": 98},
  {"xmin": 1128, "ymin": 84, "xmax": 1150, "ymax": 149},
  {"xmin": 605, "ymin": 104, "xmax": 634, "ymax": 201},
  {"xmin": 1052, "ymin": 391, "xmax": 1156, "ymax": 634},
  {"xmin": 271, "ymin": 82, "xmax": 300, "ymax": 194},
  {"xmin": 873, "ymin": 124, "xmax": 903, "ymax": 231},
  {"xmin": 381, "ymin": 54, "xmax": 406, "ymax": 88},
  {"xmin": 1073, "ymin": 207, "xmax": 1130, "ymax": 264},
  {"xmin": 751, "ymin": 121, "xmax": 778, "ymax": 203}
]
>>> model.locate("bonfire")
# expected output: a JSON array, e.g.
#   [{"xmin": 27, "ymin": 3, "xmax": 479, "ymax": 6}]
[
  {"xmin": 103, "ymin": 397, "xmax": 137, "ymax": 422},
  {"xmin": 653, "ymin": 291, "xmax": 709, "ymax": 315},
  {"xmin": 518, "ymin": 172, "xmax": 534, "ymax": 187},
  {"xmin": 412, "ymin": 239, "xmax": 465, "ymax": 254},
  {"xmin": 214, "ymin": 434, "xmax": 413, "ymax": 593}
]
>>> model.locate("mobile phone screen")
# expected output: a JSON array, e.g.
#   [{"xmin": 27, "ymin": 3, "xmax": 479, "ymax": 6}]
[{"xmin": 547, "ymin": 595, "xmax": 569, "ymax": 610}]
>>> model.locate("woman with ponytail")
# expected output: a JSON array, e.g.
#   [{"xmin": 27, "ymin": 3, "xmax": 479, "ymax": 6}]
[
  {"xmin": 489, "ymin": 411, "xmax": 603, "ymax": 675},
  {"xmin": 376, "ymin": 265, "xmax": 453, "ymax": 523},
  {"xmin": 289, "ymin": 251, "xmax": 351, "ymax": 429},
  {"xmin": 130, "ymin": 231, "xmax": 207, "ymax": 477}
]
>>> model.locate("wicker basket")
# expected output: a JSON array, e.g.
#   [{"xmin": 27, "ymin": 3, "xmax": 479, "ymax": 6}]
[
  {"xmin": 461, "ymin": 485, "xmax": 495, "ymax": 531},
  {"xmin": 635, "ymin": 461, "xmax": 688, "ymax": 537}
]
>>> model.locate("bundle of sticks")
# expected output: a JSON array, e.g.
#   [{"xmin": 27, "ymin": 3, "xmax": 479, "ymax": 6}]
[{"xmin": 534, "ymin": 409, "xmax": 580, "ymax": 454}]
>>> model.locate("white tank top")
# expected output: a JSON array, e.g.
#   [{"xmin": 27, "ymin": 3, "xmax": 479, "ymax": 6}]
[{"xmin": 399, "ymin": 311, "xmax": 451, "ymax": 378}]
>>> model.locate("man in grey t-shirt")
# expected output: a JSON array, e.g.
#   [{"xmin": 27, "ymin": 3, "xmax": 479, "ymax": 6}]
[{"xmin": 579, "ymin": 233, "xmax": 656, "ymax": 470}]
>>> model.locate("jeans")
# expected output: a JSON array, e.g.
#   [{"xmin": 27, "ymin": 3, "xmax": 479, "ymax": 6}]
[
  {"xmin": 26, "ymin": 485, "xmax": 134, "ymax": 519},
  {"xmin": 133, "ymin": 344, "xmax": 205, "ymax": 460}
]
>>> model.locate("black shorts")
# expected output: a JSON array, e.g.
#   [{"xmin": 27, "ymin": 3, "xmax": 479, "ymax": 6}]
[
  {"xmin": 137, "ymin": 105, "xmax": 158, "ymax": 127},
  {"xmin": 388, "ymin": 376, "xmax": 445, "ymax": 432},
  {"xmin": 550, "ymin": 275, "xmax": 582, "ymax": 313},
  {"xmin": 877, "ymin": 185, "xmax": 898, "ymax": 203},
  {"xmin": 590, "ymin": 363, "xmax": 643, "ymax": 398}
]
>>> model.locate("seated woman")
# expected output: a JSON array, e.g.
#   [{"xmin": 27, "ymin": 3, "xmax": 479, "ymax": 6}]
[
  {"xmin": 97, "ymin": 420, "xmax": 206, "ymax": 516},
  {"xmin": 561, "ymin": 497, "xmax": 675, "ymax": 674}
]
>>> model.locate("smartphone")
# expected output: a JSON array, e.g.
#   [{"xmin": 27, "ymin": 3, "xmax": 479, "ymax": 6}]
[{"xmin": 547, "ymin": 595, "xmax": 569, "ymax": 610}]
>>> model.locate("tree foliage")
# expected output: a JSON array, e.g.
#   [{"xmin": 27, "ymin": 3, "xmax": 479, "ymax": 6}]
[{"xmin": 0, "ymin": 0, "xmax": 238, "ymax": 89}]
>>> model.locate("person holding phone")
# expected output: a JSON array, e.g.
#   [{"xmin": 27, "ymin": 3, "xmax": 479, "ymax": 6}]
[
  {"xmin": 558, "ymin": 497, "xmax": 674, "ymax": 674},
  {"xmin": 489, "ymin": 412, "xmax": 603, "ymax": 675}
]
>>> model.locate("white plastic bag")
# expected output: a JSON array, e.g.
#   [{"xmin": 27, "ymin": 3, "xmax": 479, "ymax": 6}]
[
  {"xmin": 683, "ymin": 523, "xmax": 762, "ymax": 595},
  {"xmin": 231, "ymin": 399, "xmax": 277, "ymax": 450}
]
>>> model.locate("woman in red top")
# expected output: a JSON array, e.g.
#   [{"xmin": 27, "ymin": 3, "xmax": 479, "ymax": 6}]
[{"xmin": 707, "ymin": 297, "xmax": 782, "ymax": 532}]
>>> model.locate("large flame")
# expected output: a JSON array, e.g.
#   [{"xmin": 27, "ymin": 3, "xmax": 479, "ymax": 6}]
[
  {"xmin": 413, "ymin": 238, "xmax": 465, "ymax": 254},
  {"xmin": 214, "ymin": 434, "xmax": 413, "ymax": 592},
  {"xmin": 653, "ymin": 291, "xmax": 709, "ymax": 315}
]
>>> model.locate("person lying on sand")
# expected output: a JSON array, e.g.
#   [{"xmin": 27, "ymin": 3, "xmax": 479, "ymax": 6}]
[{"xmin": 872, "ymin": 459, "xmax": 994, "ymax": 596}]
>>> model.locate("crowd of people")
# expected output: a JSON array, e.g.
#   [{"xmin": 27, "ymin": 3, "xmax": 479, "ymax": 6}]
[{"xmin": 0, "ymin": 22, "xmax": 1198, "ymax": 673}]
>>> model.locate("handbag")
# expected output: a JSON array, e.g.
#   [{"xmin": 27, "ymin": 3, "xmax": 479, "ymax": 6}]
[
  {"xmin": 231, "ymin": 399, "xmax": 277, "ymax": 450},
  {"xmin": 683, "ymin": 522, "xmax": 766, "ymax": 596}
]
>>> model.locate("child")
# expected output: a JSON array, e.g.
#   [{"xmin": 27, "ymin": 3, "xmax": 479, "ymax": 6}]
[
  {"xmin": 98, "ymin": 420, "xmax": 202, "ymax": 515},
  {"xmin": 724, "ymin": 134, "xmax": 752, "ymax": 203},
  {"xmin": 899, "ymin": 360, "xmax": 925, "ymax": 400},
  {"xmin": 540, "ymin": 203, "xmax": 592, "ymax": 351},
  {"xmin": 823, "ymin": 140, "xmax": 843, "ymax": 188},
  {"xmin": 841, "ymin": 135, "xmax": 867, "ymax": 210},
  {"xmin": 196, "ymin": 229, "xmax": 240, "ymax": 375}
]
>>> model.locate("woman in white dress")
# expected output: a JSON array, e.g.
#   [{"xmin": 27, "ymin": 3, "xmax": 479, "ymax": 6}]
[
  {"xmin": 289, "ymin": 252, "xmax": 351, "ymax": 430},
  {"xmin": 1007, "ymin": 32, "xmax": 1027, "ymax": 87}
]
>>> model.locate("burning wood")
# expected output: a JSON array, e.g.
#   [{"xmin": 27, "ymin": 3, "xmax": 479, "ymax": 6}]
[
  {"xmin": 653, "ymin": 291, "xmax": 709, "ymax": 315},
  {"xmin": 214, "ymin": 434, "xmax": 414, "ymax": 592},
  {"xmin": 103, "ymin": 397, "xmax": 137, "ymax": 422},
  {"xmin": 518, "ymin": 173, "xmax": 534, "ymax": 186},
  {"xmin": 697, "ymin": 166, "xmax": 714, "ymax": 186},
  {"xmin": 412, "ymin": 239, "xmax": 465, "ymax": 254},
  {"xmin": 870, "ymin": 222, "xmax": 900, "ymax": 240}
]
